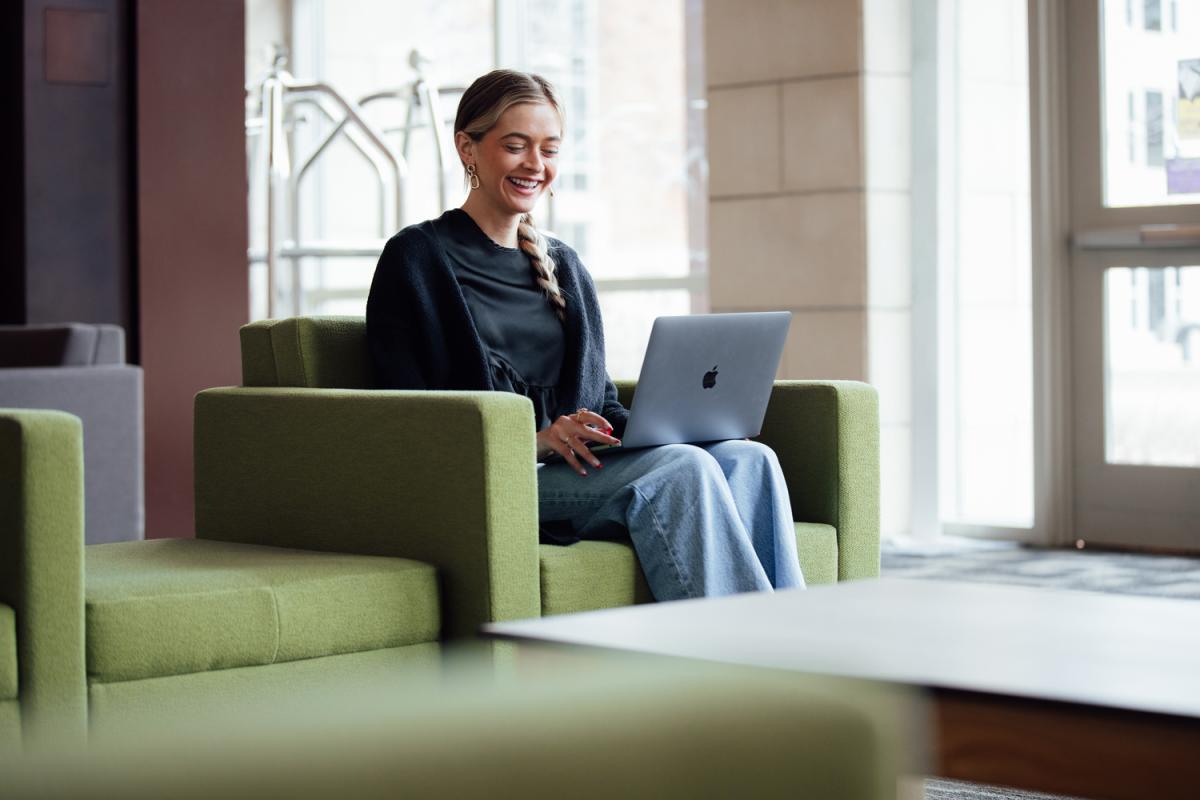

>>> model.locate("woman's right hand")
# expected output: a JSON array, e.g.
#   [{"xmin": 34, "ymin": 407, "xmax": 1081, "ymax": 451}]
[{"xmin": 536, "ymin": 408, "xmax": 621, "ymax": 476}]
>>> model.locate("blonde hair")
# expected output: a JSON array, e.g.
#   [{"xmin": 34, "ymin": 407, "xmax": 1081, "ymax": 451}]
[{"xmin": 455, "ymin": 70, "xmax": 566, "ymax": 323}]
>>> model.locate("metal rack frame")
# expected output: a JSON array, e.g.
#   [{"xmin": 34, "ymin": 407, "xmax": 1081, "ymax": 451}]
[{"xmin": 246, "ymin": 49, "xmax": 460, "ymax": 317}]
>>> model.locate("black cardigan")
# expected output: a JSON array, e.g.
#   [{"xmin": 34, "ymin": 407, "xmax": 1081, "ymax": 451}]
[{"xmin": 365, "ymin": 218, "xmax": 630, "ymax": 437}]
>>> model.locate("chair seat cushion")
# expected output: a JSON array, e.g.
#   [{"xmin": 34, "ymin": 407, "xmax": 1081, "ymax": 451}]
[
  {"xmin": 539, "ymin": 522, "xmax": 840, "ymax": 616},
  {"xmin": 0, "ymin": 604, "xmax": 16, "ymax": 700},
  {"xmin": 85, "ymin": 539, "xmax": 439, "ymax": 683},
  {"xmin": 540, "ymin": 541, "xmax": 655, "ymax": 616}
]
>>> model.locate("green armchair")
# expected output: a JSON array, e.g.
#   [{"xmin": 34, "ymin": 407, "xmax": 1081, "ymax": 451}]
[
  {"xmin": 214, "ymin": 316, "xmax": 879, "ymax": 633},
  {"xmin": 0, "ymin": 410, "xmax": 87, "ymax": 749},
  {"xmin": 0, "ymin": 408, "xmax": 445, "ymax": 747}
]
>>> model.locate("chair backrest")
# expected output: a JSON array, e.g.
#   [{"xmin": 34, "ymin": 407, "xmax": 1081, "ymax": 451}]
[
  {"xmin": 240, "ymin": 317, "xmax": 371, "ymax": 388},
  {"xmin": 0, "ymin": 324, "xmax": 125, "ymax": 368}
]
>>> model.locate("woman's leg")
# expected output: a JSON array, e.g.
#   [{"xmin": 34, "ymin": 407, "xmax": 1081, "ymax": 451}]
[
  {"xmin": 698, "ymin": 440, "xmax": 806, "ymax": 590},
  {"xmin": 538, "ymin": 444, "xmax": 772, "ymax": 601}
]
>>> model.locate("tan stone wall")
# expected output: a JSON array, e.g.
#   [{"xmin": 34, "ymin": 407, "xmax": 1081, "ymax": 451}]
[{"xmin": 705, "ymin": 0, "xmax": 913, "ymax": 536}]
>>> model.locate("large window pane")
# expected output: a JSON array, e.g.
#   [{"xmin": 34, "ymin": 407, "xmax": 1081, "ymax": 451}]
[
  {"xmin": 246, "ymin": 1, "xmax": 704, "ymax": 374},
  {"xmin": 1105, "ymin": 265, "xmax": 1200, "ymax": 467},
  {"xmin": 1102, "ymin": 0, "xmax": 1200, "ymax": 207},
  {"xmin": 598, "ymin": 290, "xmax": 692, "ymax": 379},
  {"xmin": 939, "ymin": 0, "xmax": 1034, "ymax": 529}
]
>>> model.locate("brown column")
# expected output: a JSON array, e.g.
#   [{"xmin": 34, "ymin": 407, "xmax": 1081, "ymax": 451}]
[{"xmin": 137, "ymin": 0, "xmax": 247, "ymax": 537}]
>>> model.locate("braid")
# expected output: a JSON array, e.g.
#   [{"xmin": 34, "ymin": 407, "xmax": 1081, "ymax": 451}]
[{"xmin": 517, "ymin": 213, "xmax": 567, "ymax": 323}]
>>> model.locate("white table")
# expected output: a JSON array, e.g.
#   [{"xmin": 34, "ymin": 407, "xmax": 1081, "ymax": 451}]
[{"xmin": 487, "ymin": 577, "xmax": 1200, "ymax": 799}]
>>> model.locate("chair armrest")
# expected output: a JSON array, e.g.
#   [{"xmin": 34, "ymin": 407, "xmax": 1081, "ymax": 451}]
[
  {"xmin": 194, "ymin": 388, "xmax": 541, "ymax": 639},
  {"xmin": 615, "ymin": 379, "xmax": 880, "ymax": 581},
  {"xmin": 757, "ymin": 381, "xmax": 880, "ymax": 581},
  {"xmin": 0, "ymin": 410, "xmax": 87, "ymax": 742}
]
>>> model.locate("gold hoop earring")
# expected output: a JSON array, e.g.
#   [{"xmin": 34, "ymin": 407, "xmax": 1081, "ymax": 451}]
[{"xmin": 466, "ymin": 164, "xmax": 480, "ymax": 190}]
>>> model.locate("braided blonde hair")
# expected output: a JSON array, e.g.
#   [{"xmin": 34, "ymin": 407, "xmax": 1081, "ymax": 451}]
[
  {"xmin": 455, "ymin": 70, "xmax": 566, "ymax": 323},
  {"xmin": 517, "ymin": 213, "xmax": 565, "ymax": 322}
]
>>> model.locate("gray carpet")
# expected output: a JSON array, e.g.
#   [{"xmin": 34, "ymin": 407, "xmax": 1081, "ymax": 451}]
[
  {"xmin": 923, "ymin": 780, "xmax": 1084, "ymax": 800},
  {"xmin": 880, "ymin": 538, "xmax": 1200, "ymax": 800},
  {"xmin": 882, "ymin": 540, "xmax": 1200, "ymax": 599}
]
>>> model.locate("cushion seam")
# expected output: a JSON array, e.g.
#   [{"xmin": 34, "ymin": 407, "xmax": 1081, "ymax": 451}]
[
  {"xmin": 293, "ymin": 321, "xmax": 310, "ymax": 387},
  {"xmin": 269, "ymin": 587, "xmax": 282, "ymax": 665}
]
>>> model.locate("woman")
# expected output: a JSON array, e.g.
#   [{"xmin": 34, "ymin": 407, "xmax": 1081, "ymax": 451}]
[{"xmin": 366, "ymin": 69, "xmax": 804, "ymax": 601}]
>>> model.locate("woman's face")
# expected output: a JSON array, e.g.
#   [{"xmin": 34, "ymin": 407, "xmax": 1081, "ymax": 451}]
[{"xmin": 458, "ymin": 101, "xmax": 561, "ymax": 218}]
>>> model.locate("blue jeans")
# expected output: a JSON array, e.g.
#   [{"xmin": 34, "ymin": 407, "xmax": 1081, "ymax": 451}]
[{"xmin": 537, "ymin": 440, "xmax": 806, "ymax": 601}]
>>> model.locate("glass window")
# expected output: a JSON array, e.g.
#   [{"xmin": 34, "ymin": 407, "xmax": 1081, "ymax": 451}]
[
  {"xmin": 1128, "ymin": 90, "xmax": 1137, "ymax": 162},
  {"xmin": 245, "ymin": 0, "xmax": 705, "ymax": 380},
  {"xmin": 1102, "ymin": 0, "xmax": 1200, "ymax": 206},
  {"xmin": 1146, "ymin": 89, "xmax": 1165, "ymax": 165},
  {"xmin": 1144, "ymin": 0, "xmax": 1163, "ymax": 30},
  {"xmin": 939, "ymin": 0, "xmax": 1035, "ymax": 529},
  {"xmin": 1105, "ymin": 266, "xmax": 1200, "ymax": 467}
]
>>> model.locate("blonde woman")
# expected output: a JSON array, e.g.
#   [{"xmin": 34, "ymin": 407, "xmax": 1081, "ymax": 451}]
[{"xmin": 366, "ymin": 69, "xmax": 804, "ymax": 600}]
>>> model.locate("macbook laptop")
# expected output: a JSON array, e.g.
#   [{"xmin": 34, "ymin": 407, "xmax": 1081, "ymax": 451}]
[{"xmin": 617, "ymin": 311, "xmax": 791, "ymax": 449}]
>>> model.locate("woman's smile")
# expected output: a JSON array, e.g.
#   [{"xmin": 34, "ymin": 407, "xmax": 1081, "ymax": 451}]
[{"xmin": 506, "ymin": 175, "xmax": 543, "ymax": 195}]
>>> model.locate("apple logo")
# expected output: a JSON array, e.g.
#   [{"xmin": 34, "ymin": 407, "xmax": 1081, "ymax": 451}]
[{"xmin": 702, "ymin": 365, "xmax": 718, "ymax": 389}]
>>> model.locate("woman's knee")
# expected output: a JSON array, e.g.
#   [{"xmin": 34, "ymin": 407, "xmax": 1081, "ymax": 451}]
[
  {"xmin": 646, "ymin": 443, "xmax": 724, "ymax": 480},
  {"xmin": 707, "ymin": 438, "xmax": 779, "ymax": 466}
]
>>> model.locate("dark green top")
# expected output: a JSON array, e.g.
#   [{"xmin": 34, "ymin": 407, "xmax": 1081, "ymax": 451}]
[{"xmin": 432, "ymin": 209, "xmax": 565, "ymax": 430}]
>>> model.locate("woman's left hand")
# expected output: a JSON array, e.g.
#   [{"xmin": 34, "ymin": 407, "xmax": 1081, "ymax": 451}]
[{"xmin": 536, "ymin": 407, "xmax": 621, "ymax": 475}]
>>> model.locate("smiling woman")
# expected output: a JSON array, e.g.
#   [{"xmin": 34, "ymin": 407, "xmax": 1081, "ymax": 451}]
[{"xmin": 364, "ymin": 69, "xmax": 805, "ymax": 603}]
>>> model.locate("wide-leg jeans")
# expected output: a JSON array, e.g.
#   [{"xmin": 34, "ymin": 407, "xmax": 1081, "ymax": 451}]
[{"xmin": 537, "ymin": 440, "xmax": 806, "ymax": 601}]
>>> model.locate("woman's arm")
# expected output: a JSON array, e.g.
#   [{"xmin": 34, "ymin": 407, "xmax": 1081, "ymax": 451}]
[
  {"xmin": 548, "ymin": 239, "xmax": 631, "ymax": 438},
  {"xmin": 366, "ymin": 235, "xmax": 430, "ymax": 389},
  {"xmin": 598, "ymin": 377, "xmax": 630, "ymax": 439}
]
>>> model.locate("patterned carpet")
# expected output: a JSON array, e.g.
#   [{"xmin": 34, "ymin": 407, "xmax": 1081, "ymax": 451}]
[
  {"xmin": 880, "ymin": 538, "xmax": 1200, "ymax": 800},
  {"xmin": 923, "ymin": 780, "xmax": 1084, "ymax": 800},
  {"xmin": 881, "ymin": 539, "xmax": 1200, "ymax": 600}
]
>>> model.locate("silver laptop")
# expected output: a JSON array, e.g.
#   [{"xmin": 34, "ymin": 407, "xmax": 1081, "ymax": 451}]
[{"xmin": 616, "ymin": 311, "xmax": 791, "ymax": 449}]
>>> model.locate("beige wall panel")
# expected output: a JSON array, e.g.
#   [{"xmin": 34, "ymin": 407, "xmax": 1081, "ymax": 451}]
[
  {"xmin": 862, "ymin": 0, "xmax": 912, "ymax": 75},
  {"xmin": 863, "ymin": 74, "xmax": 912, "ymax": 191},
  {"xmin": 868, "ymin": 307, "xmax": 911, "ymax": 425},
  {"xmin": 781, "ymin": 77, "xmax": 863, "ymax": 191},
  {"xmin": 777, "ymin": 309, "xmax": 867, "ymax": 380},
  {"xmin": 706, "ymin": 0, "xmax": 862, "ymax": 87},
  {"xmin": 865, "ymin": 191, "xmax": 911, "ymax": 307},
  {"xmin": 708, "ymin": 85, "xmax": 782, "ymax": 197},
  {"xmin": 709, "ymin": 193, "xmax": 867, "ymax": 309}
]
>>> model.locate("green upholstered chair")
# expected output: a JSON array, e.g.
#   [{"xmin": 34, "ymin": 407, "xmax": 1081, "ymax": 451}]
[
  {"xmin": 5, "ymin": 661, "xmax": 923, "ymax": 800},
  {"xmin": 225, "ymin": 316, "xmax": 880, "ymax": 624},
  {"xmin": 0, "ymin": 410, "xmax": 87, "ymax": 750},
  {"xmin": 0, "ymin": 408, "xmax": 445, "ymax": 747}
]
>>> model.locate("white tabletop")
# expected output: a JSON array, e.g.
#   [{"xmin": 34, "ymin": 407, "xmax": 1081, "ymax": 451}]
[{"xmin": 487, "ymin": 577, "xmax": 1200, "ymax": 718}]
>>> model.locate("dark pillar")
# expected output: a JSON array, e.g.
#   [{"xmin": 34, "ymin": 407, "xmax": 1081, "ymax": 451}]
[
  {"xmin": 1, "ymin": 0, "xmax": 135, "ymax": 346},
  {"xmin": 137, "ymin": 0, "xmax": 247, "ymax": 538}
]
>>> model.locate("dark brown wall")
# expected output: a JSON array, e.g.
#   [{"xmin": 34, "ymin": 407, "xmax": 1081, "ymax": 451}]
[
  {"xmin": 2, "ymin": 0, "xmax": 134, "ymax": 340},
  {"xmin": 0, "ymin": 6, "xmax": 26, "ymax": 324},
  {"xmin": 137, "ymin": 0, "xmax": 247, "ymax": 538}
]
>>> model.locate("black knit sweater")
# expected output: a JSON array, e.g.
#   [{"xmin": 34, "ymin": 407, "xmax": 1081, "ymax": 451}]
[{"xmin": 365, "ymin": 216, "xmax": 630, "ymax": 437}]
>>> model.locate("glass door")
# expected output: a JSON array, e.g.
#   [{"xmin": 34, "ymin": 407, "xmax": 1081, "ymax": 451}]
[{"xmin": 1065, "ymin": 0, "xmax": 1200, "ymax": 549}]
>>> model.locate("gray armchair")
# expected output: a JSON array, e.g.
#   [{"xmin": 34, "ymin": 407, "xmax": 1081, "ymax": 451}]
[{"xmin": 0, "ymin": 324, "xmax": 143, "ymax": 544}]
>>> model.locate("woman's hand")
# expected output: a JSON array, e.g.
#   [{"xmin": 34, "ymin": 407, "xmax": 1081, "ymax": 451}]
[{"xmin": 537, "ymin": 408, "xmax": 621, "ymax": 476}]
